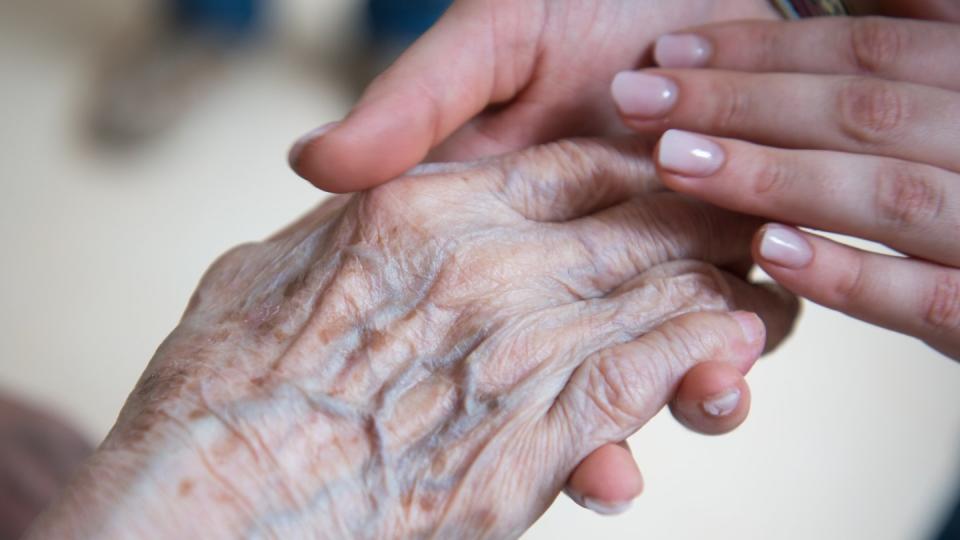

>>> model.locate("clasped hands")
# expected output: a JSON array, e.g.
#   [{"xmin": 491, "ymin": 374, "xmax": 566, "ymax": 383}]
[
  {"xmin": 28, "ymin": 139, "xmax": 796, "ymax": 539},
  {"xmin": 28, "ymin": 0, "xmax": 960, "ymax": 537}
]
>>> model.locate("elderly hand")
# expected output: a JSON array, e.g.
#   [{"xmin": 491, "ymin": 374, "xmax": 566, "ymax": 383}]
[
  {"xmin": 28, "ymin": 139, "xmax": 796, "ymax": 539},
  {"xmin": 287, "ymin": 0, "xmax": 781, "ymax": 192},
  {"xmin": 612, "ymin": 16, "xmax": 960, "ymax": 360}
]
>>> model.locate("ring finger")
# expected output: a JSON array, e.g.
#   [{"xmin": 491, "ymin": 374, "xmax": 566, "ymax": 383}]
[
  {"xmin": 612, "ymin": 69, "xmax": 960, "ymax": 173},
  {"xmin": 653, "ymin": 131, "xmax": 960, "ymax": 267}
]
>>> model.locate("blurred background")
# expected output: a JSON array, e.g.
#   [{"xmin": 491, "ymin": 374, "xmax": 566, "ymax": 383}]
[{"xmin": 0, "ymin": 0, "xmax": 958, "ymax": 538}]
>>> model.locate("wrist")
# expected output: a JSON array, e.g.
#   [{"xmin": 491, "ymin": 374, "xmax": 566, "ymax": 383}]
[
  {"xmin": 27, "ymin": 361, "xmax": 394, "ymax": 540},
  {"xmin": 26, "ymin": 415, "xmax": 254, "ymax": 539}
]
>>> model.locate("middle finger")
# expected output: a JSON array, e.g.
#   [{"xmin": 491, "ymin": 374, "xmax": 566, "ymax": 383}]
[
  {"xmin": 612, "ymin": 69, "xmax": 960, "ymax": 173},
  {"xmin": 654, "ymin": 131, "xmax": 960, "ymax": 267}
]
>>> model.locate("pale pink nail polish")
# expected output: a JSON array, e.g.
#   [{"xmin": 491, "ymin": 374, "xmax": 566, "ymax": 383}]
[
  {"xmin": 288, "ymin": 121, "xmax": 340, "ymax": 166},
  {"xmin": 654, "ymin": 34, "xmax": 713, "ymax": 68},
  {"xmin": 611, "ymin": 72, "xmax": 678, "ymax": 117},
  {"xmin": 702, "ymin": 388, "xmax": 741, "ymax": 417},
  {"xmin": 657, "ymin": 129, "xmax": 725, "ymax": 177},
  {"xmin": 759, "ymin": 225, "xmax": 814, "ymax": 269}
]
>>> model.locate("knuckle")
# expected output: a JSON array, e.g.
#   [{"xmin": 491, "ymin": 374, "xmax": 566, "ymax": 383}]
[
  {"xmin": 212, "ymin": 242, "xmax": 262, "ymax": 270},
  {"xmin": 663, "ymin": 264, "xmax": 732, "ymax": 312},
  {"xmin": 588, "ymin": 349, "xmax": 642, "ymax": 423},
  {"xmin": 836, "ymin": 77, "xmax": 909, "ymax": 146},
  {"xmin": 361, "ymin": 180, "xmax": 422, "ymax": 217},
  {"xmin": 832, "ymin": 251, "xmax": 869, "ymax": 306},
  {"xmin": 709, "ymin": 77, "xmax": 753, "ymax": 133},
  {"xmin": 874, "ymin": 165, "xmax": 943, "ymax": 230},
  {"xmin": 922, "ymin": 272, "xmax": 960, "ymax": 335},
  {"xmin": 849, "ymin": 17, "xmax": 905, "ymax": 75},
  {"xmin": 749, "ymin": 152, "xmax": 793, "ymax": 199},
  {"xmin": 666, "ymin": 314, "xmax": 729, "ymax": 356},
  {"xmin": 194, "ymin": 242, "xmax": 263, "ymax": 294},
  {"xmin": 360, "ymin": 177, "xmax": 450, "ymax": 228}
]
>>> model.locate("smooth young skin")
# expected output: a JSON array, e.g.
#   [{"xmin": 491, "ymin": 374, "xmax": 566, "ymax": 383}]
[
  {"xmin": 289, "ymin": 0, "xmax": 785, "ymax": 510},
  {"xmin": 26, "ymin": 139, "xmax": 798, "ymax": 539},
  {"xmin": 611, "ymin": 16, "xmax": 960, "ymax": 362},
  {"xmin": 288, "ymin": 0, "xmax": 781, "ymax": 192}
]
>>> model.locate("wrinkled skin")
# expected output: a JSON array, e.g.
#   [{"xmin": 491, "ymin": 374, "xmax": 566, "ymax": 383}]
[{"xmin": 27, "ymin": 139, "xmax": 796, "ymax": 539}]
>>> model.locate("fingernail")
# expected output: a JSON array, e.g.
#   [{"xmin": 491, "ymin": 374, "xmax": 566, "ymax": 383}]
[
  {"xmin": 583, "ymin": 497, "xmax": 633, "ymax": 516},
  {"xmin": 759, "ymin": 225, "xmax": 813, "ymax": 269},
  {"xmin": 657, "ymin": 129, "xmax": 725, "ymax": 177},
  {"xmin": 702, "ymin": 388, "xmax": 741, "ymax": 417},
  {"xmin": 731, "ymin": 311, "xmax": 764, "ymax": 347},
  {"xmin": 288, "ymin": 121, "xmax": 340, "ymax": 166},
  {"xmin": 611, "ymin": 72, "xmax": 678, "ymax": 118},
  {"xmin": 654, "ymin": 34, "xmax": 712, "ymax": 68}
]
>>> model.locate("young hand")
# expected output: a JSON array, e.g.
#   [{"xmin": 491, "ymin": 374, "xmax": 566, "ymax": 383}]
[
  {"xmin": 287, "ymin": 0, "xmax": 780, "ymax": 192},
  {"xmin": 613, "ymin": 16, "xmax": 960, "ymax": 360}
]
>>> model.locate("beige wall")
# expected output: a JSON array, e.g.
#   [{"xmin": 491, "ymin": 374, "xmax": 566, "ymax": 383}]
[{"xmin": 1, "ymin": 1, "xmax": 957, "ymax": 538}]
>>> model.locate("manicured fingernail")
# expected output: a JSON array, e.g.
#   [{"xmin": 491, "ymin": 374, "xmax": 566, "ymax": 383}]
[
  {"xmin": 288, "ymin": 121, "xmax": 340, "ymax": 166},
  {"xmin": 702, "ymin": 388, "xmax": 741, "ymax": 417},
  {"xmin": 611, "ymin": 72, "xmax": 678, "ymax": 117},
  {"xmin": 654, "ymin": 34, "xmax": 712, "ymax": 68},
  {"xmin": 759, "ymin": 225, "xmax": 813, "ymax": 269},
  {"xmin": 657, "ymin": 129, "xmax": 725, "ymax": 177},
  {"xmin": 583, "ymin": 497, "xmax": 633, "ymax": 516},
  {"xmin": 731, "ymin": 311, "xmax": 764, "ymax": 347}
]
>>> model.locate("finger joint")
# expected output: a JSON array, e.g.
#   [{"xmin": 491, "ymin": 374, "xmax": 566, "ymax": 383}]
[
  {"xmin": 749, "ymin": 152, "xmax": 793, "ymax": 200},
  {"xmin": 836, "ymin": 77, "xmax": 909, "ymax": 147},
  {"xmin": 923, "ymin": 272, "xmax": 960, "ymax": 336},
  {"xmin": 710, "ymin": 77, "xmax": 753, "ymax": 133},
  {"xmin": 849, "ymin": 17, "xmax": 906, "ymax": 75},
  {"xmin": 588, "ymin": 350, "xmax": 640, "ymax": 425},
  {"xmin": 874, "ymin": 165, "xmax": 943, "ymax": 231},
  {"xmin": 832, "ymin": 250, "xmax": 869, "ymax": 307}
]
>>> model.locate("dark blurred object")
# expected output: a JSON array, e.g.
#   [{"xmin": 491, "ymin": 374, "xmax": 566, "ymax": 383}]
[
  {"xmin": 90, "ymin": 0, "xmax": 264, "ymax": 146},
  {"xmin": 936, "ymin": 484, "xmax": 960, "ymax": 540},
  {"xmin": 172, "ymin": 0, "xmax": 262, "ymax": 35},
  {"xmin": 0, "ymin": 394, "xmax": 92, "ymax": 540},
  {"xmin": 365, "ymin": 0, "xmax": 450, "ymax": 43},
  {"xmin": 358, "ymin": 0, "xmax": 452, "ymax": 84}
]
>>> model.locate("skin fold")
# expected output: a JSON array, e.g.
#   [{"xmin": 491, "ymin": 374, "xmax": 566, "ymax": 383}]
[{"xmin": 26, "ymin": 138, "xmax": 797, "ymax": 539}]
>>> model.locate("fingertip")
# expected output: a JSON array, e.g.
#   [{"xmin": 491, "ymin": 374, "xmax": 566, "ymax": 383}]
[
  {"xmin": 566, "ymin": 443, "xmax": 643, "ymax": 514},
  {"xmin": 289, "ymin": 124, "xmax": 410, "ymax": 193},
  {"xmin": 671, "ymin": 361, "xmax": 751, "ymax": 436},
  {"xmin": 289, "ymin": 92, "xmax": 440, "ymax": 193},
  {"xmin": 288, "ymin": 122, "xmax": 369, "ymax": 193},
  {"xmin": 753, "ymin": 223, "xmax": 815, "ymax": 271},
  {"xmin": 288, "ymin": 121, "xmax": 340, "ymax": 170}
]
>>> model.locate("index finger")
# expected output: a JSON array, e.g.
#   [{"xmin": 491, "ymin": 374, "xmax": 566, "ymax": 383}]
[{"xmin": 654, "ymin": 17, "xmax": 960, "ymax": 91}]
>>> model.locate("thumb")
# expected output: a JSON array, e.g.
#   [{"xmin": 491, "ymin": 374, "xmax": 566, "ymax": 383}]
[
  {"xmin": 551, "ymin": 310, "xmax": 766, "ymax": 452},
  {"xmin": 289, "ymin": 0, "xmax": 539, "ymax": 193}
]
